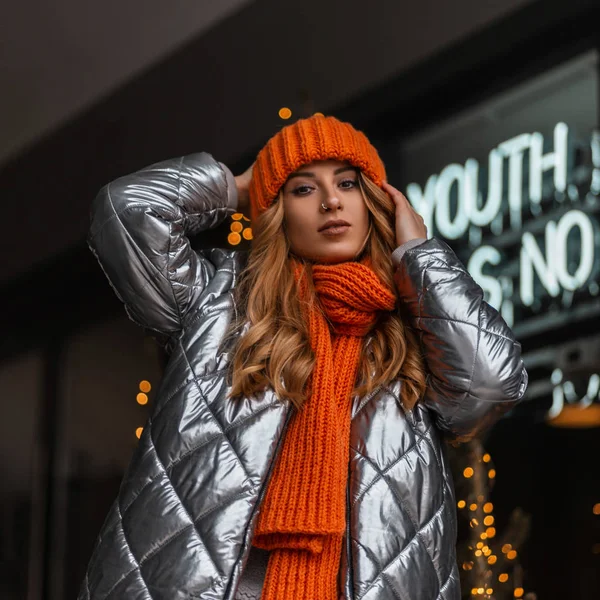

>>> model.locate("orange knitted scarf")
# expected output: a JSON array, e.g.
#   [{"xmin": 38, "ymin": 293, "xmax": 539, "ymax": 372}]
[{"xmin": 253, "ymin": 259, "xmax": 396, "ymax": 600}]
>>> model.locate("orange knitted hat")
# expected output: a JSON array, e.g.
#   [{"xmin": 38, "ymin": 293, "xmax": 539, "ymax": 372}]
[{"xmin": 248, "ymin": 115, "xmax": 386, "ymax": 222}]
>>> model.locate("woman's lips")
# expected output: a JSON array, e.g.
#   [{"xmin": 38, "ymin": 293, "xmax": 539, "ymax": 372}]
[
  {"xmin": 318, "ymin": 218, "xmax": 351, "ymax": 236},
  {"xmin": 320, "ymin": 225, "xmax": 350, "ymax": 236}
]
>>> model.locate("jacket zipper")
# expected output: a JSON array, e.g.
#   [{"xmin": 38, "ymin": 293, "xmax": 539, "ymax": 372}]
[
  {"xmin": 344, "ymin": 468, "xmax": 354, "ymax": 599},
  {"xmin": 344, "ymin": 383, "xmax": 383, "ymax": 599}
]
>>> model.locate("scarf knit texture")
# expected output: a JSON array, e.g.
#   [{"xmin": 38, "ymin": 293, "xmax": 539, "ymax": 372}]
[{"xmin": 253, "ymin": 259, "xmax": 396, "ymax": 600}]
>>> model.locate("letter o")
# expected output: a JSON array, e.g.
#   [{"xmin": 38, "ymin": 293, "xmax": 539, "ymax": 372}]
[{"xmin": 554, "ymin": 210, "xmax": 595, "ymax": 291}]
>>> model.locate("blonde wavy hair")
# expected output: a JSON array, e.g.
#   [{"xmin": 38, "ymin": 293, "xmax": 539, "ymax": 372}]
[{"xmin": 223, "ymin": 172, "xmax": 426, "ymax": 410}]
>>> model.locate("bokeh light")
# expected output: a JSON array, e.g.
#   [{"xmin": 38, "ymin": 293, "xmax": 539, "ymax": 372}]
[{"xmin": 228, "ymin": 232, "xmax": 242, "ymax": 245}]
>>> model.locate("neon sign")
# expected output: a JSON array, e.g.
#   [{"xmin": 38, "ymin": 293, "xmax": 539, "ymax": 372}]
[
  {"xmin": 406, "ymin": 123, "xmax": 600, "ymax": 327},
  {"xmin": 548, "ymin": 368, "xmax": 600, "ymax": 419}
]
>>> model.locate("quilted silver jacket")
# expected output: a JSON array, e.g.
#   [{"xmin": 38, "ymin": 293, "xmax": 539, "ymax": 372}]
[{"xmin": 80, "ymin": 152, "xmax": 528, "ymax": 600}]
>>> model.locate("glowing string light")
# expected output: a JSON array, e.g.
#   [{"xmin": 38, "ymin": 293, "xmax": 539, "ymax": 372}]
[
  {"xmin": 228, "ymin": 214, "xmax": 253, "ymax": 246},
  {"xmin": 228, "ymin": 232, "xmax": 242, "ymax": 245}
]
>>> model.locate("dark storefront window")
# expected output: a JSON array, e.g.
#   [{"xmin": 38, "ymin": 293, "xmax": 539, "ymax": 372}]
[
  {"xmin": 62, "ymin": 317, "xmax": 163, "ymax": 598},
  {"xmin": 0, "ymin": 352, "xmax": 42, "ymax": 600},
  {"xmin": 385, "ymin": 50, "xmax": 600, "ymax": 599},
  {"xmin": 0, "ymin": 317, "xmax": 164, "ymax": 600}
]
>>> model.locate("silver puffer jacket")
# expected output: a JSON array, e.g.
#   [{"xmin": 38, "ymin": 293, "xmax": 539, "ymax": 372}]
[{"xmin": 80, "ymin": 152, "xmax": 528, "ymax": 600}]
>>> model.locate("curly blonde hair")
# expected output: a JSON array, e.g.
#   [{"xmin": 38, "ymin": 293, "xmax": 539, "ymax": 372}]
[{"xmin": 223, "ymin": 172, "xmax": 426, "ymax": 410}]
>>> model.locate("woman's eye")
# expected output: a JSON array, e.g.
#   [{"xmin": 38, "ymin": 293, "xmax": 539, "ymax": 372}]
[
  {"xmin": 339, "ymin": 179, "xmax": 358, "ymax": 189},
  {"xmin": 292, "ymin": 185, "xmax": 314, "ymax": 196}
]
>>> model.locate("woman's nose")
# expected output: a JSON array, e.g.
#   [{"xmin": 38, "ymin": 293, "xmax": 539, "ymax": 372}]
[{"xmin": 320, "ymin": 191, "xmax": 342, "ymax": 212}]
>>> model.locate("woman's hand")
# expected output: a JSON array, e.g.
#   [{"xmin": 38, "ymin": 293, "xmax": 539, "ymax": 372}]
[
  {"xmin": 234, "ymin": 163, "xmax": 254, "ymax": 212},
  {"xmin": 382, "ymin": 181, "xmax": 428, "ymax": 246}
]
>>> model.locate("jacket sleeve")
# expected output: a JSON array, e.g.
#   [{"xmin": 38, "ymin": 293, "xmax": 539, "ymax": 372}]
[
  {"xmin": 393, "ymin": 238, "xmax": 528, "ymax": 442},
  {"xmin": 88, "ymin": 152, "xmax": 237, "ymax": 341}
]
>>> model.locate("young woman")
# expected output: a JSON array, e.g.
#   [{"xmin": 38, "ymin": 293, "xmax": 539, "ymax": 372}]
[{"xmin": 80, "ymin": 115, "xmax": 527, "ymax": 600}]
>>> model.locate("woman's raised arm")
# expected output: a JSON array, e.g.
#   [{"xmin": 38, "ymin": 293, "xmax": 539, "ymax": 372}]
[
  {"xmin": 88, "ymin": 152, "xmax": 238, "ymax": 341},
  {"xmin": 393, "ymin": 238, "xmax": 528, "ymax": 442}
]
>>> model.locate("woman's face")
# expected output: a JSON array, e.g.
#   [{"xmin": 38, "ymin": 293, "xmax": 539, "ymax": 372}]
[{"xmin": 281, "ymin": 160, "xmax": 370, "ymax": 263}]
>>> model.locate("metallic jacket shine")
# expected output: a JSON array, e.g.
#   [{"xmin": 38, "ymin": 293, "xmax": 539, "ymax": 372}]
[{"xmin": 80, "ymin": 152, "xmax": 528, "ymax": 600}]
